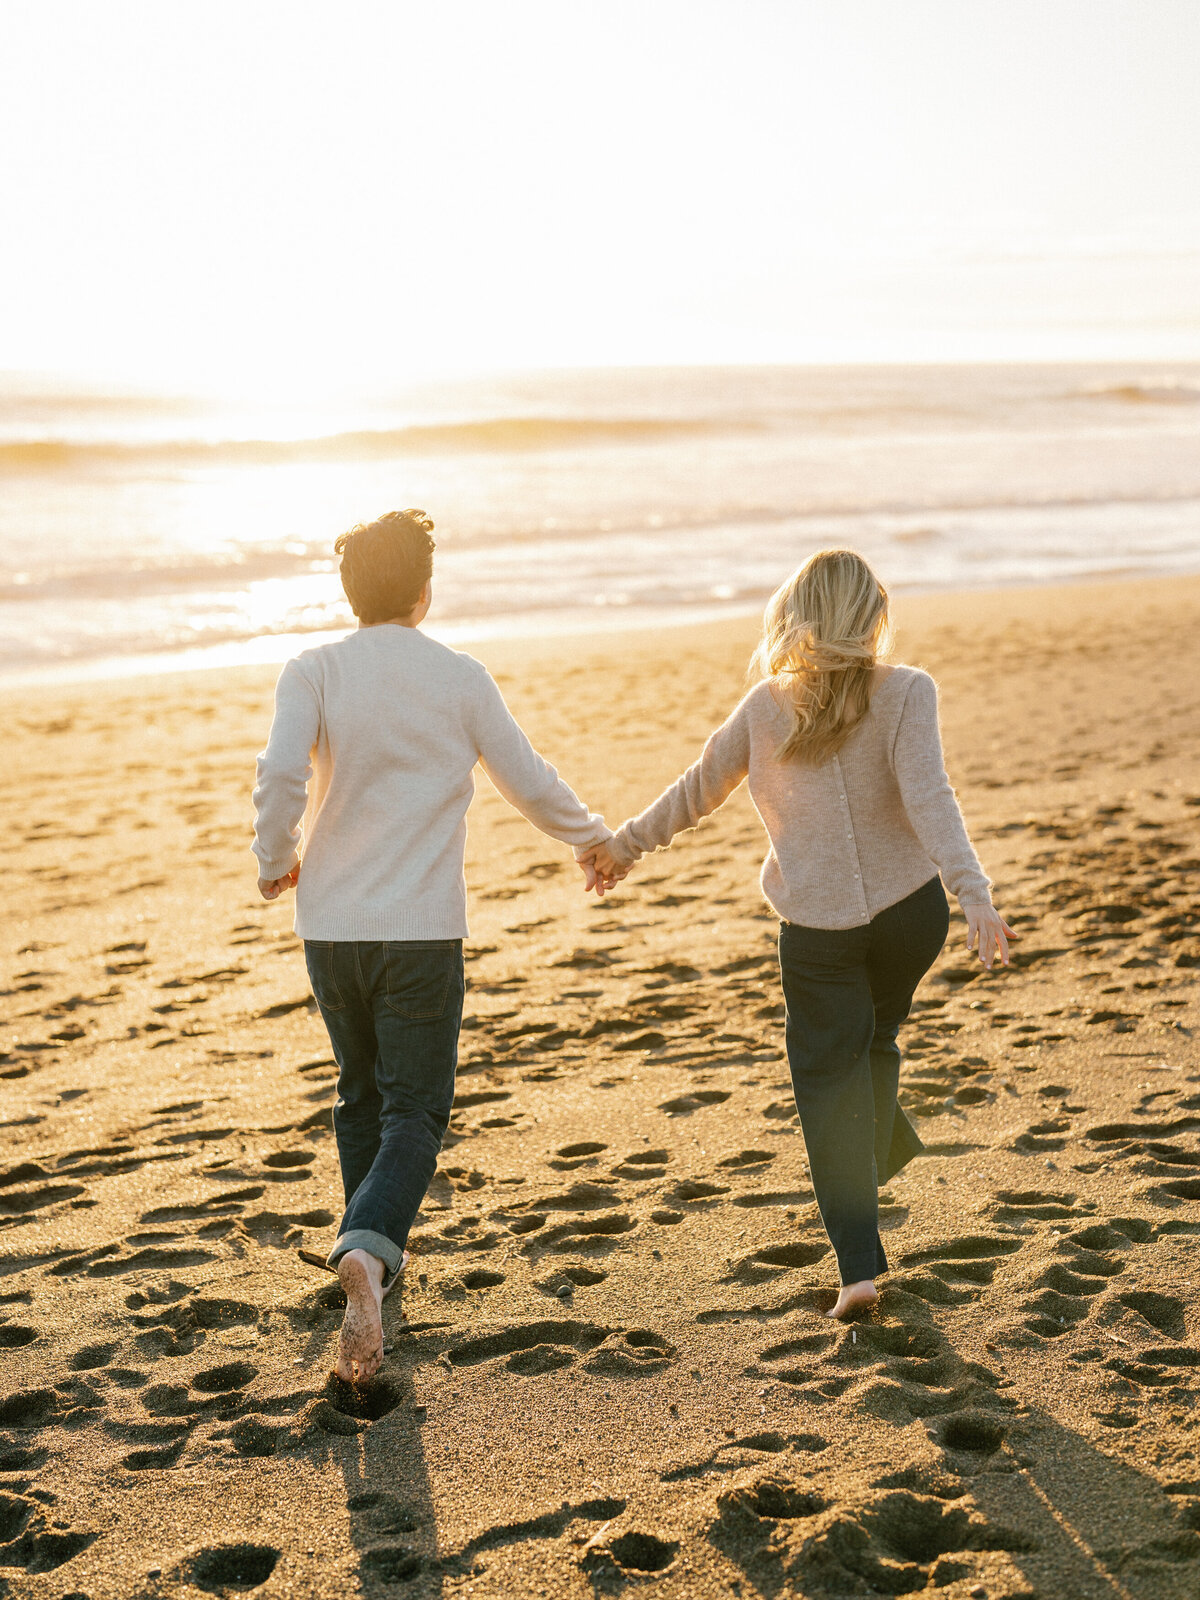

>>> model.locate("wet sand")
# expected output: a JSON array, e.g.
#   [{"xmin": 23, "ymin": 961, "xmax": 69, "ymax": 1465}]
[{"xmin": 2, "ymin": 575, "xmax": 1199, "ymax": 1598}]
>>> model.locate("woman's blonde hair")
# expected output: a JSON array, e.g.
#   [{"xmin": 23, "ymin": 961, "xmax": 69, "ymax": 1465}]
[{"xmin": 752, "ymin": 549, "xmax": 892, "ymax": 765}]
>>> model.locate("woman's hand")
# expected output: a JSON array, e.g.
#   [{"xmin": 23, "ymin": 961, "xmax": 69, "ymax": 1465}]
[{"xmin": 965, "ymin": 903, "xmax": 1017, "ymax": 969}]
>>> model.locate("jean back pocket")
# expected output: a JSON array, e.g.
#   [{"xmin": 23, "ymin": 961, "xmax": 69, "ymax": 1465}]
[
  {"xmin": 383, "ymin": 942, "xmax": 461, "ymax": 1021},
  {"xmin": 304, "ymin": 942, "xmax": 347, "ymax": 1013}
]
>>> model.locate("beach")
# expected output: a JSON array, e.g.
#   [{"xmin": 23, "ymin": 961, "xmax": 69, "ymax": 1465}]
[{"xmin": 2, "ymin": 572, "xmax": 1200, "ymax": 1598}]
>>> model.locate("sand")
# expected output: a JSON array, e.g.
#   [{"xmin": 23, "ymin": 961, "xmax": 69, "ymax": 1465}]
[{"xmin": 2, "ymin": 574, "xmax": 1199, "ymax": 1599}]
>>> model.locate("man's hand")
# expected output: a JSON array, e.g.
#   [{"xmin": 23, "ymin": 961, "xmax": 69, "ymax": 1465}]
[
  {"xmin": 258, "ymin": 866, "xmax": 299, "ymax": 902},
  {"xmin": 576, "ymin": 841, "xmax": 628, "ymax": 897},
  {"xmin": 965, "ymin": 903, "xmax": 1018, "ymax": 969}
]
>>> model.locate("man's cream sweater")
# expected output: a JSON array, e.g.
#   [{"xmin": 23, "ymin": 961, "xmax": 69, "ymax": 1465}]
[
  {"xmin": 609, "ymin": 665, "xmax": 992, "ymax": 929},
  {"xmin": 252, "ymin": 626, "xmax": 609, "ymax": 940}
]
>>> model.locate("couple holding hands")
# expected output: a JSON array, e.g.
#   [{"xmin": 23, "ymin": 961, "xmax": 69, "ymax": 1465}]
[{"xmin": 253, "ymin": 509, "xmax": 1013, "ymax": 1382}]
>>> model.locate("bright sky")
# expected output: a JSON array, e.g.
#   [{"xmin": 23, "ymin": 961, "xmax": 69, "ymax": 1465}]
[{"xmin": 2, "ymin": 0, "xmax": 1198, "ymax": 390}]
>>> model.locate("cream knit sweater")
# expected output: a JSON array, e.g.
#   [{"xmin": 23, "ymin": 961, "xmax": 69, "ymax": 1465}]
[
  {"xmin": 252, "ymin": 626, "xmax": 609, "ymax": 940},
  {"xmin": 609, "ymin": 665, "xmax": 992, "ymax": 929}
]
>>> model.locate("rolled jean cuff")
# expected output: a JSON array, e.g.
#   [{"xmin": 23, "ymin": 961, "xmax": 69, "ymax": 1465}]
[{"xmin": 328, "ymin": 1228, "xmax": 406, "ymax": 1277}]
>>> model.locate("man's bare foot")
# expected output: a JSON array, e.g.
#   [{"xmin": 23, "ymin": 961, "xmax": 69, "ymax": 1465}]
[
  {"xmin": 336, "ymin": 1249, "xmax": 386, "ymax": 1381},
  {"xmin": 827, "ymin": 1279, "xmax": 879, "ymax": 1320}
]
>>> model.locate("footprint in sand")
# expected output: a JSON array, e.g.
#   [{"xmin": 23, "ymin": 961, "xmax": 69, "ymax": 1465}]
[
  {"xmin": 898, "ymin": 1234, "xmax": 1022, "ymax": 1289},
  {"xmin": 731, "ymin": 1188, "xmax": 814, "ymax": 1209},
  {"xmin": 141, "ymin": 1186, "xmax": 266, "ymax": 1224},
  {"xmin": 447, "ymin": 1319, "xmax": 675, "ymax": 1378},
  {"xmin": 347, "ymin": 1489, "xmax": 422, "ymax": 1535},
  {"xmin": 296, "ymin": 1059, "xmax": 337, "ymax": 1080},
  {"xmin": 723, "ymin": 1240, "xmax": 829, "ymax": 1287},
  {"xmin": 192, "ymin": 1361, "xmax": 258, "ymax": 1393},
  {"xmin": 80, "ymin": 1246, "xmax": 218, "ymax": 1280},
  {"xmin": 1013, "ymin": 1119, "xmax": 1071, "ymax": 1154},
  {"xmin": 660, "ymin": 1429, "xmax": 828, "ymax": 1480},
  {"xmin": 717, "ymin": 1149, "xmax": 777, "ymax": 1170},
  {"xmin": 1002, "ymin": 1224, "xmax": 1156, "ymax": 1344},
  {"xmin": 258, "ymin": 1150, "xmax": 315, "ymax": 1181},
  {"xmin": 453, "ymin": 1088, "xmax": 512, "ymax": 1111},
  {"xmin": 779, "ymin": 1485, "xmax": 1032, "ymax": 1592},
  {"xmin": 187, "ymin": 1544, "xmax": 279, "ymax": 1592},
  {"xmin": 752, "ymin": 1312, "xmax": 1011, "ymax": 1424},
  {"xmin": 238, "ymin": 1209, "xmax": 335, "ymax": 1247},
  {"xmin": 534, "ymin": 1266, "xmax": 607, "ymax": 1298},
  {"xmin": 130, "ymin": 1295, "xmax": 257, "ymax": 1358},
  {"xmin": 0, "ymin": 1491, "xmax": 98, "ymax": 1573},
  {"xmin": 549, "ymin": 1141, "xmax": 607, "ymax": 1170},
  {"xmin": 708, "ymin": 1477, "xmax": 829, "ymax": 1554},
  {"xmin": 458, "ymin": 1269, "xmax": 506, "ymax": 1292},
  {"xmin": 751, "ymin": 1330, "xmax": 839, "ymax": 1384},
  {"xmin": 612, "ymin": 1149, "xmax": 671, "ymax": 1179},
  {"xmin": 539, "ymin": 1213, "xmax": 639, "ymax": 1254},
  {"xmin": 665, "ymin": 1178, "xmax": 731, "ymax": 1205},
  {"xmin": 658, "ymin": 1089, "xmax": 731, "ymax": 1116},
  {"xmin": 1116, "ymin": 1288, "xmax": 1188, "ymax": 1340},
  {"xmin": 0, "ymin": 1388, "xmax": 63, "ymax": 1430},
  {"xmin": 122, "ymin": 1425, "xmax": 191, "ymax": 1471},
  {"xmin": 986, "ymin": 1188, "xmax": 1094, "ymax": 1224},
  {"xmin": 950, "ymin": 1084, "xmax": 992, "ymax": 1108},
  {"xmin": 69, "ymin": 1341, "xmax": 119, "ymax": 1370},
  {"xmin": 0, "ymin": 1178, "xmax": 89, "ymax": 1218},
  {"xmin": 759, "ymin": 1098, "xmax": 796, "ymax": 1122}
]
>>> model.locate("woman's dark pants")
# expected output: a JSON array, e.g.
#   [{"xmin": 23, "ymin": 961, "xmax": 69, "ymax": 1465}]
[
  {"xmin": 303, "ymin": 939, "xmax": 464, "ymax": 1277},
  {"xmin": 778, "ymin": 876, "xmax": 949, "ymax": 1286}
]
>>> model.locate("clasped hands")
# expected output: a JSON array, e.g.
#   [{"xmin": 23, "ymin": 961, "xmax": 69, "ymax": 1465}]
[{"xmin": 576, "ymin": 839, "xmax": 628, "ymax": 897}]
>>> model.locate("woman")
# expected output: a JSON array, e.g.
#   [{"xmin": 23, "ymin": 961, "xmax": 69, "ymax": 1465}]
[{"xmin": 582, "ymin": 550, "xmax": 1014, "ymax": 1320}]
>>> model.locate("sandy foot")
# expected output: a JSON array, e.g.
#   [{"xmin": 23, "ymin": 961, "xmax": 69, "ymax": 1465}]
[
  {"xmin": 336, "ymin": 1249, "xmax": 387, "ymax": 1381},
  {"xmin": 827, "ymin": 1280, "xmax": 879, "ymax": 1320}
]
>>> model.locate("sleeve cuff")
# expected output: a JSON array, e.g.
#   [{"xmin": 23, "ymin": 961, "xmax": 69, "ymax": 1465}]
[
  {"xmin": 957, "ymin": 889, "xmax": 993, "ymax": 910},
  {"xmin": 255, "ymin": 852, "xmax": 299, "ymax": 880},
  {"xmin": 606, "ymin": 827, "xmax": 641, "ymax": 870},
  {"xmin": 572, "ymin": 828, "xmax": 614, "ymax": 861}
]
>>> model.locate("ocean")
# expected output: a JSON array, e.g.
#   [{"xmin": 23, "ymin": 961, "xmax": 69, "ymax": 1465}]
[{"xmin": 1, "ymin": 363, "xmax": 1199, "ymax": 682}]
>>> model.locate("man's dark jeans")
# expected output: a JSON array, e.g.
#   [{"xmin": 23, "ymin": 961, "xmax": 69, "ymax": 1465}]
[
  {"xmin": 778, "ymin": 875, "xmax": 950, "ymax": 1286},
  {"xmin": 304, "ymin": 939, "xmax": 464, "ymax": 1276}
]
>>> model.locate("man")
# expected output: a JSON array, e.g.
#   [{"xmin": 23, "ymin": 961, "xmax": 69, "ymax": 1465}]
[{"xmin": 253, "ymin": 509, "xmax": 612, "ymax": 1380}]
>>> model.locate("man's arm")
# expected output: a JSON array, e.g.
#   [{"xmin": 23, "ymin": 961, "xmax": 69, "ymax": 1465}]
[
  {"xmin": 252, "ymin": 661, "xmax": 320, "ymax": 897},
  {"xmin": 472, "ymin": 668, "xmax": 609, "ymax": 849}
]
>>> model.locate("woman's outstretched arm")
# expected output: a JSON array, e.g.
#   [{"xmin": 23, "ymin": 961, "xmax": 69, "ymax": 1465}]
[{"xmin": 597, "ymin": 697, "xmax": 754, "ymax": 881}]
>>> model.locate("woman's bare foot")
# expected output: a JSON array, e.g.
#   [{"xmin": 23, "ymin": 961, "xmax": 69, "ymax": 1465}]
[
  {"xmin": 827, "ymin": 1279, "xmax": 879, "ymax": 1320},
  {"xmin": 336, "ymin": 1249, "xmax": 387, "ymax": 1381}
]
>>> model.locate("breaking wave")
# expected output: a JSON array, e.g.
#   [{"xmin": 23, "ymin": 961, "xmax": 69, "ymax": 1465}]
[
  {"xmin": 0, "ymin": 413, "xmax": 756, "ymax": 472},
  {"xmin": 1080, "ymin": 380, "xmax": 1200, "ymax": 405}
]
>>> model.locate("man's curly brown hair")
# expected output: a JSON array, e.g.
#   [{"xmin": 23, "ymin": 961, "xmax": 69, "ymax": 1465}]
[{"xmin": 334, "ymin": 509, "xmax": 436, "ymax": 624}]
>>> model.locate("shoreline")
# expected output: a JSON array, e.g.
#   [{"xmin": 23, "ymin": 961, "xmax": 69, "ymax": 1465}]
[{"xmin": 6, "ymin": 564, "xmax": 1200, "ymax": 694}]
